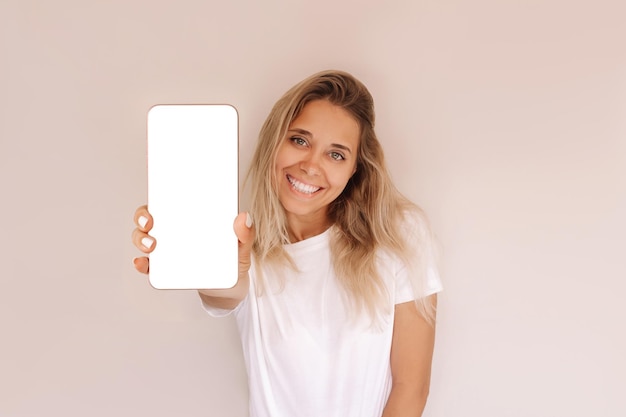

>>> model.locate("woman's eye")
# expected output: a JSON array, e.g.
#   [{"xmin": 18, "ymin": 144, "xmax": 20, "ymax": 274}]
[
  {"xmin": 329, "ymin": 151, "xmax": 345, "ymax": 161},
  {"xmin": 291, "ymin": 136, "xmax": 307, "ymax": 146}
]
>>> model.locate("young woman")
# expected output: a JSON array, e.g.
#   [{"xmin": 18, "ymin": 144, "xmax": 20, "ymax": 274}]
[{"xmin": 132, "ymin": 70, "xmax": 442, "ymax": 417}]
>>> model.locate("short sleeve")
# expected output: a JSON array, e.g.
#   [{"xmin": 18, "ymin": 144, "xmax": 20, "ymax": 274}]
[
  {"xmin": 200, "ymin": 295, "xmax": 247, "ymax": 318},
  {"xmin": 393, "ymin": 210, "xmax": 443, "ymax": 304},
  {"xmin": 395, "ymin": 265, "xmax": 443, "ymax": 305}
]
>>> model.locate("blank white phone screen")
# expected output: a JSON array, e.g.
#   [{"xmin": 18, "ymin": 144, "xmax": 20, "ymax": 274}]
[{"xmin": 147, "ymin": 105, "xmax": 238, "ymax": 289}]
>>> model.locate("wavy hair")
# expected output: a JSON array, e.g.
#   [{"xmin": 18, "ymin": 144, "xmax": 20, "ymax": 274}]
[{"xmin": 246, "ymin": 70, "xmax": 437, "ymax": 323}]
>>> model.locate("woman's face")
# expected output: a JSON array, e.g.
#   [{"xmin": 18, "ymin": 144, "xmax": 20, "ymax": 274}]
[{"xmin": 274, "ymin": 99, "xmax": 360, "ymax": 225}]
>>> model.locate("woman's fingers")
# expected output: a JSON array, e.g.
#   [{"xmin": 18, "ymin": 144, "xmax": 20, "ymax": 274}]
[
  {"xmin": 134, "ymin": 204, "xmax": 154, "ymax": 232},
  {"xmin": 132, "ymin": 227, "xmax": 157, "ymax": 253},
  {"xmin": 133, "ymin": 256, "xmax": 150, "ymax": 274},
  {"xmin": 132, "ymin": 205, "xmax": 154, "ymax": 275}
]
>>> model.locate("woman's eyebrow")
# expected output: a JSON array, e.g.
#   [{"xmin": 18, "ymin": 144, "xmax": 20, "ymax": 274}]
[
  {"xmin": 331, "ymin": 143, "xmax": 353, "ymax": 153},
  {"xmin": 288, "ymin": 128, "xmax": 353, "ymax": 154},
  {"xmin": 288, "ymin": 128, "xmax": 312, "ymax": 137}
]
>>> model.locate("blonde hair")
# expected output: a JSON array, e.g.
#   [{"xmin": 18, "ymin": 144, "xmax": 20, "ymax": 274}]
[{"xmin": 246, "ymin": 70, "xmax": 438, "ymax": 323}]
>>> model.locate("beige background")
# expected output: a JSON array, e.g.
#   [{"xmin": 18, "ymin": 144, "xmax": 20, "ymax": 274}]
[{"xmin": 1, "ymin": 0, "xmax": 624, "ymax": 416}]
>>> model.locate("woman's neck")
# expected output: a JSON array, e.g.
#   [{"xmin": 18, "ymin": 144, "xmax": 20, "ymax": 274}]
[{"xmin": 286, "ymin": 212, "xmax": 332, "ymax": 243}]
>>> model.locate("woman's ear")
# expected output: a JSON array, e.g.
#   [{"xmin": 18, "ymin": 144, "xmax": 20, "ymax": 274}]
[
  {"xmin": 351, "ymin": 161, "xmax": 359, "ymax": 177},
  {"xmin": 350, "ymin": 161, "xmax": 359, "ymax": 178}
]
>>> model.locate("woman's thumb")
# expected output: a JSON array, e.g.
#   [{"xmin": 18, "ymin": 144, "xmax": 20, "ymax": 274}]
[{"xmin": 234, "ymin": 212, "xmax": 255, "ymax": 246}]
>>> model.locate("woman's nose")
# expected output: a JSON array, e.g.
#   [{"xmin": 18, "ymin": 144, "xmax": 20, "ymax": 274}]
[{"xmin": 299, "ymin": 154, "xmax": 322, "ymax": 176}]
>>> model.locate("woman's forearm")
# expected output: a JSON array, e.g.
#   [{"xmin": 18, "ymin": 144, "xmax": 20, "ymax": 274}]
[{"xmin": 381, "ymin": 382, "xmax": 429, "ymax": 417}]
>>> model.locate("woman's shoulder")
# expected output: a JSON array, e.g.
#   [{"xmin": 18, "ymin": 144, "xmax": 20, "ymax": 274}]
[{"xmin": 399, "ymin": 206, "xmax": 431, "ymax": 237}]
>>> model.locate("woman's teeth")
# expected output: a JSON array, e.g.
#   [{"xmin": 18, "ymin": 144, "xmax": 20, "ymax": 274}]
[{"xmin": 288, "ymin": 175, "xmax": 320, "ymax": 194}]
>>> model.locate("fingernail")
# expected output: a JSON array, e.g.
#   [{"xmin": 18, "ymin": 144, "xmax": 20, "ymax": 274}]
[
  {"xmin": 138, "ymin": 215, "xmax": 148, "ymax": 228},
  {"xmin": 245, "ymin": 212, "xmax": 253, "ymax": 228},
  {"xmin": 141, "ymin": 237, "xmax": 154, "ymax": 249}
]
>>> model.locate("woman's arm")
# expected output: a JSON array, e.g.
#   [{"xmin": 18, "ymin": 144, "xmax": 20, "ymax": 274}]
[{"xmin": 382, "ymin": 294, "xmax": 438, "ymax": 417}]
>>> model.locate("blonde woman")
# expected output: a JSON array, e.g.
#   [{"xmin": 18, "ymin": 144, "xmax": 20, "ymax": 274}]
[{"xmin": 132, "ymin": 70, "xmax": 442, "ymax": 417}]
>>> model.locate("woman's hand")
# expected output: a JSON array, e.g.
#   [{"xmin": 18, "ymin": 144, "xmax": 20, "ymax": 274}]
[
  {"xmin": 131, "ymin": 204, "xmax": 155, "ymax": 274},
  {"xmin": 131, "ymin": 205, "xmax": 253, "ymax": 307},
  {"xmin": 197, "ymin": 212, "xmax": 254, "ymax": 309}
]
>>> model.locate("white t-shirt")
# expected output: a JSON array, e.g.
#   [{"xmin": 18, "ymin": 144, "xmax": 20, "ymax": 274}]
[{"xmin": 204, "ymin": 227, "xmax": 442, "ymax": 417}]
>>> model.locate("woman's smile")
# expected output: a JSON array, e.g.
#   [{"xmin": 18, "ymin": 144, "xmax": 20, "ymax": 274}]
[{"xmin": 286, "ymin": 174, "xmax": 322, "ymax": 195}]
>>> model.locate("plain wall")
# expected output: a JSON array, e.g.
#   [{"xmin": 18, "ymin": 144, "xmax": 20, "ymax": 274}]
[{"xmin": 1, "ymin": 0, "xmax": 624, "ymax": 416}]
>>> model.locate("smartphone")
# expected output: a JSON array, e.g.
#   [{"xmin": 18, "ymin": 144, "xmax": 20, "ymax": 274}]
[{"xmin": 147, "ymin": 104, "xmax": 239, "ymax": 290}]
